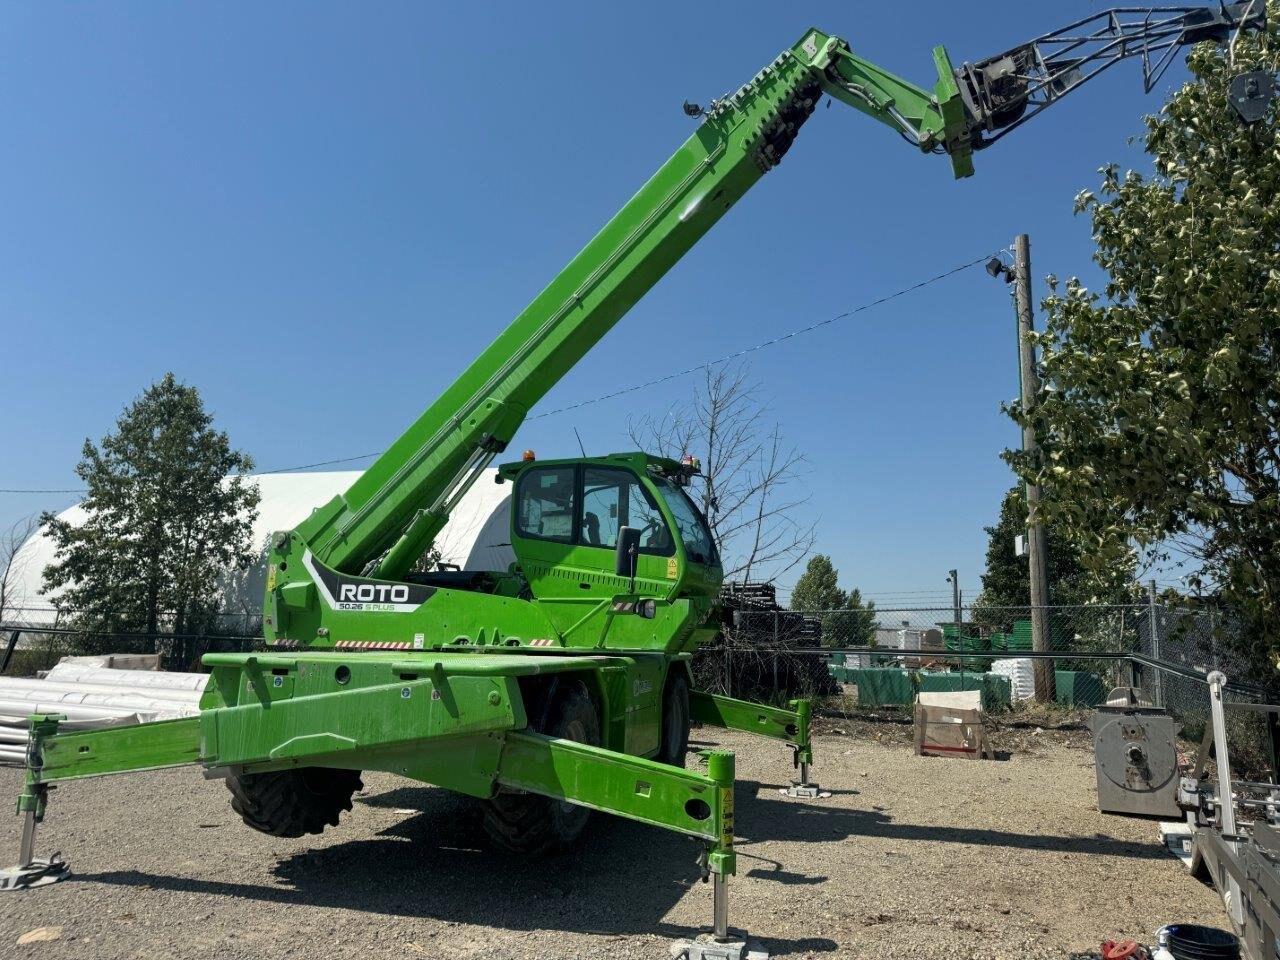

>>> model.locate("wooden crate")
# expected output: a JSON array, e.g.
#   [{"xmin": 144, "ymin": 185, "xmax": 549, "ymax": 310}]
[{"xmin": 913, "ymin": 695, "xmax": 993, "ymax": 760}]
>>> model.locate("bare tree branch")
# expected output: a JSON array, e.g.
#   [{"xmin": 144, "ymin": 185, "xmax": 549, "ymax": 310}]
[
  {"xmin": 0, "ymin": 514, "xmax": 42, "ymax": 625},
  {"xmin": 628, "ymin": 362, "xmax": 814, "ymax": 586}
]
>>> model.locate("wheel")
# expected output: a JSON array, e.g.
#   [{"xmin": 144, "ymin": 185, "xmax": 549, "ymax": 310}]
[
  {"xmin": 482, "ymin": 681, "xmax": 600, "ymax": 853},
  {"xmin": 655, "ymin": 669, "xmax": 691, "ymax": 768},
  {"xmin": 226, "ymin": 767, "xmax": 363, "ymax": 838}
]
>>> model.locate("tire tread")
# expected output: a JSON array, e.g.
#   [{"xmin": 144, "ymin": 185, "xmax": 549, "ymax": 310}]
[
  {"xmin": 226, "ymin": 768, "xmax": 362, "ymax": 838},
  {"xmin": 482, "ymin": 683, "xmax": 599, "ymax": 853}
]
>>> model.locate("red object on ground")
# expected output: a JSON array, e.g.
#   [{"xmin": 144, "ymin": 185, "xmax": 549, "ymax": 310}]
[{"xmin": 1102, "ymin": 938, "xmax": 1141, "ymax": 960}]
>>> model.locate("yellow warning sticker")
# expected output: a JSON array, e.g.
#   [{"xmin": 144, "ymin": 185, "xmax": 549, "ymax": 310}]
[
  {"xmin": 667, "ymin": 557, "xmax": 678, "ymax": 579},
  {"xmin": 721, "ymin": 787, "xmax": 735, "ymax": 848},
  {"xmin": 266, "ymin": 565, "xmax": 277, "ymax": 591}
]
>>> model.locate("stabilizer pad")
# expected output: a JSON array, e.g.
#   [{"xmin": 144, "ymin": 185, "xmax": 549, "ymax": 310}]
[
  {"xmin": 670, "ymin": 934, "xmax": 769, "ymax": 960},
  {"xmin": 779, "ymin": 782, "xmax": 830, "ymax": 800},
  {"xmin": 0, "ymin": 854, "xmax": 70, "ymax": 892}
]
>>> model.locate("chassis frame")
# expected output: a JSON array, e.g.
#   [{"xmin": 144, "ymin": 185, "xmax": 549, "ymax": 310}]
[{"xmin": 5, "ymin": 649, "xmax": 817, "ymax": 947}]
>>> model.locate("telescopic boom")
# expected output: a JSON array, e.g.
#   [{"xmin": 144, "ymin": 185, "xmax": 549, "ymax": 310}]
[{"xmin": 285, "ymin": 5, "xmax": 1265, "ymax": 586}]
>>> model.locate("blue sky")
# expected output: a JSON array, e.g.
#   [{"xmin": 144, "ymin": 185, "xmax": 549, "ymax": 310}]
[{"xmin": 1, "ymin": 3, "xmax": 1178, "ymax": 606}]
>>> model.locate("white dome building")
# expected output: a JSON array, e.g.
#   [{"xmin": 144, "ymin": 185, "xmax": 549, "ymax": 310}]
[{"xmin": 4, "ymin": 470, "xmax": 514, "ymax": 628}]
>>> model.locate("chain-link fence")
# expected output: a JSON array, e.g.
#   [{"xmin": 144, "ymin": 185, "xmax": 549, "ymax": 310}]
[
  {"xmin": 698, "ymin": 600, "xmax": 1279, "ymax": 775},
  {"xmin": 0, "ymin": 618, "xmax": 263, "ymax": 676},
  {"xmin": 1, "ymin": 607, "xmax": 262, "ymax": 637},
  {"xmin": 5, "ymin": 599, "xmax": 1276, "ymax": 775},
  {"xmin": 1134, "ymin": 604, "xmax": 1278, "ymax": 781}
]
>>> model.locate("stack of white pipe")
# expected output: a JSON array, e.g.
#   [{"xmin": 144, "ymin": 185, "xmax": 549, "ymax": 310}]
[
  {"xmin": 0, "ymin": 660, "xmax": 208, "ymax": 765},
  {"xmin": 991, "ymin": 657, "xmax": 1037, "ymax": 702}
]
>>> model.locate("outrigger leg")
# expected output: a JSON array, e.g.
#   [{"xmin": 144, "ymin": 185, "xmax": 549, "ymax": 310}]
[
  {"xmin": 3, "ymin": 708, "xmax": 201, "ymax": 893},
  {"xmin": 780, "ymin": 700, "xmax": 828, "ymax": 800},
  {"xmin": 1, "ymin": 715, "xmax": 69, "ymax": 891},
  {"xmin": 672, "ymin": 751, "xmax": 768, "ymax": 960},
  {"xmin": 689, "ymin": 693, "xmax": 828, "ymax": 801},
  {"xmin": 493, "ymin": 731, "xmax": 763, "ymax": 957}
]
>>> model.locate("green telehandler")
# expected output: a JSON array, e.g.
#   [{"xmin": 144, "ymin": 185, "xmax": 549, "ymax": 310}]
[{"xmin": 5, "ymin": 5, "xmax": 1267, "ymax": 955}]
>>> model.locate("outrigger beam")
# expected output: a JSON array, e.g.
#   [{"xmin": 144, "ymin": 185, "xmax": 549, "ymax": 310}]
[{"xmin": 691, "ymin": 694, "xmax": 824, "ymax": 799}]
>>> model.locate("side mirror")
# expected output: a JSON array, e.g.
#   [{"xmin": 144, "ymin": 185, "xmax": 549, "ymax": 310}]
[{"xmin": 616, "ymin": 526, "xmax": 641, "ymax": 579}]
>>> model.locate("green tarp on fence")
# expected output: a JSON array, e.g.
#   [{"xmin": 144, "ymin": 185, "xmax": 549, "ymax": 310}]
[
  {"xmin": 840, "ymin": 668, "xmax": 916, "ymax": 706},
  {"xmin": 1054, "ymin": 669, "xmax": 1104, "ymax": 707},
  {"xmin": 831, "ymin": 667, "xmax": 1013, "ymax": 710},
  {"xmin": 918, "ymin": 671, "xmax": 1012, "ymax": 711}
]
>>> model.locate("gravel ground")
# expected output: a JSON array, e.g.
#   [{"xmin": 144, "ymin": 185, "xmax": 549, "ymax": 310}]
[{"xmin": 0, "ymin": 724, "xmax": 1225, "ymax": 959}]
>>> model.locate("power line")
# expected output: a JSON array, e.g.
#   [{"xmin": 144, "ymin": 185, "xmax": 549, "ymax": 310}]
[
  {"xmin": 530, "ymin": 253, "xmax": 996, "ymax": 419},
  {"xmin": 1, "ymin": 252, "xmax": 994, "ymax": 495},
  {"xmin": 259, "ymin": 453, "xmax": 380, "ymax": 473},
  {"xmin": 862, "ymin": 588, "xmax": 981, "ymax": 596},
  {"xmin": 0, "ymin": 488, "xmax": 86, "ymax": 495},
  {"xmin": 0, "ymin": 452, "xmax": 385, "ymax": 495}
]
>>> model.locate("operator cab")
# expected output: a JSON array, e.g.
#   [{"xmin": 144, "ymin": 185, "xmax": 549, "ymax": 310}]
[{"xmin": 498, "ymin": 452, "xmax": 721, "ymax": 606}]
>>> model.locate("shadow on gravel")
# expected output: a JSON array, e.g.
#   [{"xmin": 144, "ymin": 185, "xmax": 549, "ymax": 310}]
[
  {"xmin": 73, "ymin": 782, "xmax": 829, "ymax": 956},
  {"xmin": 735, "ymin": 780, "xmax": 1166, "ymax": 860},
  {"xmin": 744, "ymin": 866, "xmax": 828, "ymax": 885},
  {"xmin": 356, "ymin": 785, "xmax": 439, "ymax": 809},
  {"xmin": 763, "ymin": 936, "xmax": 839, "ymax": 956},
  {"xmin": 69, "ymin": 776, "xmax": 1155, "ymax": 951}
]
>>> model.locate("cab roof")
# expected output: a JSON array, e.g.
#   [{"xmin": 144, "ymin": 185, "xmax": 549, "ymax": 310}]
[{"xmin": 496, "ymin": 451, "xmax": 684, "ymax": 483}]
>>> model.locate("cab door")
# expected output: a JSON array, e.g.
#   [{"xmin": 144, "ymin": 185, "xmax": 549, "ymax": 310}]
[
  {"xmin": 511, "ymin": 464, "xmax": 676, "ymax": 609},
  {"xmin": 578, "ymin": 466, "xmax": 676, "ymax": 595}
]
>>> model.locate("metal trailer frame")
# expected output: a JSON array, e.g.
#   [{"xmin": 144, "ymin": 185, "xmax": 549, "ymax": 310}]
[{"xmin": 1174, "ymin": 672, "xmax": 1280, "ymax": 960}]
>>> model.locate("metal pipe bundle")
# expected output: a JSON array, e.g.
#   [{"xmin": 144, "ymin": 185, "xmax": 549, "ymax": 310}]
[
  {"xmin": 0, "ymin": 660, "xmax": 207, "ymax": 766},
  {"xmin": 0, "ymin": 676, "xmax": 201, "ymax": 704},
  {"xmin": 45, "ymin": 663, "xmax": 209, "ymax": 693}
]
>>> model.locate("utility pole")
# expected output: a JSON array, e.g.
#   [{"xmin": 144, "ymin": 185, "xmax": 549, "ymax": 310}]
[
  {"xmin": 1147, "ymin": 579, "xmax": 1163, "ymax": 707},
  {"xmin": 1013, "ymin": 234, "xmax": 1055, "ymax": 703},
  {"xmin": 947, "ymin": 569, "xmax": 961, "ymax": 629}
]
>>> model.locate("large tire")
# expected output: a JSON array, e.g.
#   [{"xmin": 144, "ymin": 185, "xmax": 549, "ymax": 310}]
[
  {"xmin": 482, "ymin": 682, "xmax": 600, "ymax": 853},
  {"xmin": 655, "ymin": 669, "xmax": 691, "ymax": 768},
  {"xmin": 226, "ymin": 767, "xmax": 363, "ymax": 838}
]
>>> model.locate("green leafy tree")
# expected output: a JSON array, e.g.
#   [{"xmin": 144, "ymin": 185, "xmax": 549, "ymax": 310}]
[
  {"xmin": 842, "ymin": 587, "xmax": 878, "ymax": 647},
  {"xmin": 973, "ymin": 486, "xmax": 1136, "ymax": 623},
  {"xmin": 42, "ymin": 374, "xmax": 260, "ymax": 651},
  {"xmin": 790, "ymin": 555, "xmax": 846, "ymax": 613},
  {"xmin": 790, "ymin": 554, "xmax": 877, "ymax": 646},
  {"xmin": 1009, "ymin": 13, "xmax": 1280, "ymax": 665},
  {"xmin": 410, "ymin": 546, "xmax": 443, "ymax": 573}
]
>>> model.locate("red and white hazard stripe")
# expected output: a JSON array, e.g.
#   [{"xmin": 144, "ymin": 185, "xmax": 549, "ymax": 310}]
[
  {"xmin": 527, "ymin": 638, "xmax": 557, "ymax": 647},
  {"xmin": 333, "ymin": 640, "xmax": 413, "ymax": 650}
]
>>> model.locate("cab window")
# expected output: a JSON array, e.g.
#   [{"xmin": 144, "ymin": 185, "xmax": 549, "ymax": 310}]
[
  {"xmin": 516, "ymin": 466, "xmax": 576, "ymax": 543},
  {"xmin": 581, "ymin": 467, "xmax": 673, "ymax": 555},
  {"xmin": 653, "ymin": 476, "xmax": 718, "ymax": 566}
]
